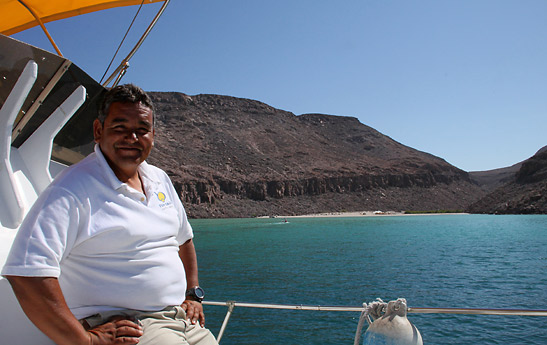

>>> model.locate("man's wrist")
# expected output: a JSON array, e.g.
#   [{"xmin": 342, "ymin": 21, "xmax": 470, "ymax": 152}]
[{"xmin": 185, "ymin": 286, "xmax": 204, "ymax": 302}]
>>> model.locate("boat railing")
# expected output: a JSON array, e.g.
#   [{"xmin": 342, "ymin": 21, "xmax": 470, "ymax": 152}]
[{"xmin": 202, "ymin": 300, "xmax": 547, "ymax": 344}]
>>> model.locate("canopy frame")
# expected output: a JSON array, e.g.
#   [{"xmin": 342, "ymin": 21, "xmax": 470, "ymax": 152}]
[
  {"xmin": 17, "ymin": 0, "xmax": 63, "ymax": 56},
  {"xmin": 102, "ymin": 0, "xmax": 170, "ymax": 87},
  {"xmin": 3, "ymin": 0, "xmax": 170, "ymax": 87}
]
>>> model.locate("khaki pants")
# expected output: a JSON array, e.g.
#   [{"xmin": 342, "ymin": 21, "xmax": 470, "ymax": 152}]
[{"xmin": 82, "ymin": 306, "xmax": 218, "ymax": 345}]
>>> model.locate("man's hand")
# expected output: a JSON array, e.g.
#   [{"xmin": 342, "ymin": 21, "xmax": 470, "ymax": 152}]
[
  {"xmin": 182, "ymin": 299, "xmax": 205, "ymax": 327},
  {"xmin": 87, "ymin": 317, "xmax": 143, "ymax": 345}
]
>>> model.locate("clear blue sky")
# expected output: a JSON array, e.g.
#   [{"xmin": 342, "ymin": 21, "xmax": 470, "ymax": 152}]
[{"xmin": 13, "ymin": 0, "xmax": 547, "ymax": 172}]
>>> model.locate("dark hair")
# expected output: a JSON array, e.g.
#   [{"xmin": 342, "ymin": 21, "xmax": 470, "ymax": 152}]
[{"xmin": 98, "ymin": 84, "xmax": 155, "ymax": 123}]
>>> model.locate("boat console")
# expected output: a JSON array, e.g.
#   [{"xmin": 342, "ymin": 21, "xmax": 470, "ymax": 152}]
[{"xmin": 0, "ymin": 33, "xmax": 104, "ymax": 343}]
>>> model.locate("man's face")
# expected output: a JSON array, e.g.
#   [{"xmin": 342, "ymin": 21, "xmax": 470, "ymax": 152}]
[{"xmin": 93, "ymin": 101, "xmax": 155, "ymax": 180}]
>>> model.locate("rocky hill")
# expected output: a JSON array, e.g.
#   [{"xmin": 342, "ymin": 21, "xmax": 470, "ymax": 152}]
[
  {"xmin": 469, "ymin": 164, "xmax": 522, "ymax": 192},
  {"xmin": 467, "ymin": 146, "xmax": 547, "ymax": 214},
  {"xmin": 145, "ymin": 92, "xmax": 487, "ymax": 218}
]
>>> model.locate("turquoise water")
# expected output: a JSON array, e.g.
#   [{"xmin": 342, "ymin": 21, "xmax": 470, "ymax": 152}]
[{"xmin": 191, "ymin": 215, "xmax": 547, "ymax": 344}]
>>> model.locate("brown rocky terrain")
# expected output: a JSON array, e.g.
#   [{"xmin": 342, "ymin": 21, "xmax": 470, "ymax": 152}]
[
  {"xmin": 145, "ymin": 92, "xmax": 489, "ymax": 218},
  {"xmin": 469, "ymin": 164, "xmax": 522, "ymax": 192},
  {"xmin": 467, "ymin": 146, "xmax": 547, "ymax": 214}
]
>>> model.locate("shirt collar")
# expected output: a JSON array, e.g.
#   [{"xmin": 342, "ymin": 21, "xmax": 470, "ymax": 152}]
[{"xmin": 93, "ymin": 144, "xmax": 160, "ymax": 190}]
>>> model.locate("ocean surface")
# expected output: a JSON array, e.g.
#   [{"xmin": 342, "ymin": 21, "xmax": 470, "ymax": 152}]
[{"xmin": 191, "ymin": 214, "xmax": 547, "ymax": 344}]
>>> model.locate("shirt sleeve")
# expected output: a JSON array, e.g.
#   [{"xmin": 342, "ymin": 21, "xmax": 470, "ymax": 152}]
[
  {"xmin": 1, "ymin": 186, "xmax": 81, "ymax": 278},
  {"xmin": 176, "ymin": 200, "xmax": 194, "ymax": 245}
]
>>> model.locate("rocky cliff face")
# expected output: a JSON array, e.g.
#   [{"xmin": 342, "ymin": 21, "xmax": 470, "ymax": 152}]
[
  {"xmin": 467, "ymin": 147, "xmax": 547, "ymax": 214},
  {"xmin": 146, "ymin": 92, "xmax": 485, "ymax": 218}
]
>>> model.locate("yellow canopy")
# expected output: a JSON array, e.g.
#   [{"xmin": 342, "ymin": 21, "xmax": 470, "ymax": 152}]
[{"xmin": 0, "ymin": 0, "xmax": 165, "ymax": 35}]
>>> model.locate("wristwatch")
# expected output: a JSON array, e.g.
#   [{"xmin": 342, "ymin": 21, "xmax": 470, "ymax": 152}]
[{"xmin": 186, "ymin": 286, "xmax": 205, "ymax": 302}]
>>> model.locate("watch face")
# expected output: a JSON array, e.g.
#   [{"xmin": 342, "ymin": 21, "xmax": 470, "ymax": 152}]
[{"xmin": 195, "ymin": 287, "xmax": 205, "ymax": 298}]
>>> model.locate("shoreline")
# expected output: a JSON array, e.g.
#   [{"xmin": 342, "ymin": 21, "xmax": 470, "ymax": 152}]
[{"xmin": 258, "ymin": 211, "xmax": 469, "ymax": 219}]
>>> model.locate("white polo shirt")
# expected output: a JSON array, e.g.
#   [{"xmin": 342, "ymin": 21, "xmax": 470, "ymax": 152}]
[{"xmin": 2, "ymin": 145, "xmax": 193, "ymax": 319}]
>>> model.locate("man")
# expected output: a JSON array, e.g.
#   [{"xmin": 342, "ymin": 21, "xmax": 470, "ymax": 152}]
[{"xmin": 2, "ymin": 84, "xmax": 217, "ymax": 345}]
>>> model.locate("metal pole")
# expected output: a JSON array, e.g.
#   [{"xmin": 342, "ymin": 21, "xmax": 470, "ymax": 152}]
[
  {"xmin": 408, "ymin": 307, "xmax": 547, "ymax": 317},
  {"xmin": 102, "ymin": 0, "xmax": 171, "ymax": 87},
  {"xmin": 203, "ymin": 301, "xmax": 547, "ymax": 316},
  {"xmin": 17, "ymin": 0, "xmax": 63, "ymax": 56},
  {"xmin": 216, "ymin": 301, "xmax": 235, "ymax": 344}
]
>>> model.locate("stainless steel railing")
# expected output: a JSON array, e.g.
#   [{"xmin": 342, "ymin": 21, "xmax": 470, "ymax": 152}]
[{"xmin": 203, "ymin": 300, "xmax": 547, "ymax": 343}]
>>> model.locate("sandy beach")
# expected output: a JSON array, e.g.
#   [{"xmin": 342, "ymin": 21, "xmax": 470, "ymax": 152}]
[
  {"xmin": 258, "ymin": 211, "xmax": 403, "ymax": 218},
  {"xmin": 258, "ymin": 211, "xmax": 469, "ymax": 218}
]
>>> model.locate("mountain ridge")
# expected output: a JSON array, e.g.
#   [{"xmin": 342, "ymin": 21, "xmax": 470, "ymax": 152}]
[
  {"xmin": 144, "ymin": 91, "xmax": 543, "ymax": 218},
  {"xmin": 468, "ymin": 146, "xmax": 547, "ymax": 214}
]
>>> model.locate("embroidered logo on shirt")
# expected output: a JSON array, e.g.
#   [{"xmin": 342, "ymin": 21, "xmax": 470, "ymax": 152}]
[
  {"xmin": 157, "ymin": 192, "xmax": 166, "ymax": 202},
  {"xmin": 155, "ymin": 191, "xmax": 172, "ymax": 209}
]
